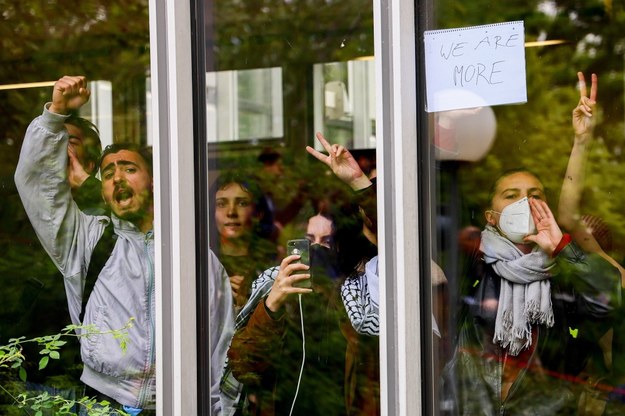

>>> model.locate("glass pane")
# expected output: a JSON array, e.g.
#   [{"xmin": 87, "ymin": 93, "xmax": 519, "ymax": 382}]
[
  {"xmin": 203, "ymin": 0, "xmax": 380, "ymax": 414},
  {"xmin": 313, "ymin": 60, "xmax": 377, "ymax": 149},
  {"xmin": 207, "ymin": 67, "xmax": 284, "ymax": 142},
  {"xmin": 1, "ymin": 2, "xmax": 153, "ymax": 414},
  {"xmin": 427, "ymin": 2, "xmax": 625, "ymax": 414}
]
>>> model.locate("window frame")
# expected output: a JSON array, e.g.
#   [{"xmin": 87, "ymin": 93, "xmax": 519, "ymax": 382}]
[
  {"xmin": 151, "ymin": 0, "xmax": 430, "ymax": 413},
  {"xmin": 374, "ymin": 0, "xmax": 430, "ymax": 414},
  {"xmin": 150, "ymin": 0, "xmax": 199, "ymax": 414}
]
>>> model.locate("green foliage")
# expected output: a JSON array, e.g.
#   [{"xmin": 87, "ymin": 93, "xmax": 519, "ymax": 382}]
[
  {"xmin": 0, "ymin": 0, "xmax": 150, "ymax": 182},
  {"xmin": 440, "ymin": 0, "xmax": 625, "ymax": 259},
  {"xmin": 14, "ymin": 392, "xmax": 129, "ymax": 416},
  {"xmin": 212, "ymin": 0, "xmax": 373, "ymax": 70},
  {"xmin": 0, "ymin": 320, "xmax": 134, "ymax": 415}
]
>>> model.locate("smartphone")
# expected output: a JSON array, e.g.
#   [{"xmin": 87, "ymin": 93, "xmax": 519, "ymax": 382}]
[{"xmin": 287, "ymin": 239, "xmax": 312, "ymax": 289}]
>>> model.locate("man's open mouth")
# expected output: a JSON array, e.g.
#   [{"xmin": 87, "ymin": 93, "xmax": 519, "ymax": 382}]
[{"xmin": 115, "ymin": 188, "xmax": 134, "ymax": 205}]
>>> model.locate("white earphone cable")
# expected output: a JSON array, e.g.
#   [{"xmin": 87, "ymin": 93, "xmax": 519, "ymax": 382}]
[{"xmin": 288, "ymin": 293, "xmax": 306, "ymax": 416}]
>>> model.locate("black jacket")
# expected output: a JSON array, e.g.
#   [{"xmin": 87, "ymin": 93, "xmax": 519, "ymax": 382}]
[{"xmin": 447, "ymin": 242, "xmax": 621, "ymax": 415}]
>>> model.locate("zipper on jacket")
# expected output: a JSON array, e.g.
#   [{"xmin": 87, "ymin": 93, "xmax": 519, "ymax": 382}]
[{"xmin": 138, "ymin": 231, "xmax": 156, "ymax": 407}]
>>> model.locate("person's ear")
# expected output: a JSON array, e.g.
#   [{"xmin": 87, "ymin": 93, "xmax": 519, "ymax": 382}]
[
  {"xmin": 86, "ymin": 161, "xmax": 96, "ymax": 174},
  {"xmin": 485, "ymin": 210, "xmax": 497, "ymax": 226}
]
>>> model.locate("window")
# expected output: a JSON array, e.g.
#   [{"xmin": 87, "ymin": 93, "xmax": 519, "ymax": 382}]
[
  {"xmin": 0, "ymin": 1, "xmax": 153, "ymax": 413},
  {"xmin": 425, "ymin": 1, "xmax": 625, "ymax": 414},
  {"xmin": 197, "ymin": 0, "xmax": 380, "ymax": 414},
  {"xmin": 206, "ymin": 67, "xmax": 284, "ymax": 142}
]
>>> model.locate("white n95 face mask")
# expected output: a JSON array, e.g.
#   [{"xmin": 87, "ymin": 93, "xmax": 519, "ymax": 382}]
[{"xmin": 494, "ymin": 197, "xmax": 536, "ymax": 244}]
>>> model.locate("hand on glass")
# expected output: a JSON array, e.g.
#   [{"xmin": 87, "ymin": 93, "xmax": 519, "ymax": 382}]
[
  {"xmin": 306, "ymin": 132, "xmax": 372, "ymax": 191},
  {"xmin": 523, "ymin": 198, "xmax": 563, "ymax": 256},
  {"xmin": 572, "ymin": 72, "xmax": 597, "ymax": 141}
]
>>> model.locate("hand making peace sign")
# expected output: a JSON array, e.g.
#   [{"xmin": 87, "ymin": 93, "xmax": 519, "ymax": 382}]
[
  {"xmin": 572, "ymin": 72, "xmax": 597, "ymax": 139},
  {"xmin": 306, "ymin": 132, "xmax": 372, "ymax": 191}
]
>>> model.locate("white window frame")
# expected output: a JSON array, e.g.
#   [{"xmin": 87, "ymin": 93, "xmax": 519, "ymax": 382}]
[
  {"xmin": 150, "ymin": 0, "xmax": 198, "ymax": 414},
  {"xmin": 375, "ymin": 0, "xmax": 424, "ymax": 415},
  {"xmin": 149, "ymin": 0, "xmax": 424, "ymax": 413}
]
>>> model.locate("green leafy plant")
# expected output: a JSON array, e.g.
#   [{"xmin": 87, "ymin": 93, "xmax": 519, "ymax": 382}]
[
  {"xmin": 0, "ymin": 319, "xmax": 135, "ymax": 415},
  {"xmin": 14, "ymin": 392, "xmax": 127, "ymax": 416}
]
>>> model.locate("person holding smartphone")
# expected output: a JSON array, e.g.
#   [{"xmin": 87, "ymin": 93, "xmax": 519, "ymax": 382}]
[{"xmin": 223, "ymin": 206, "xmax": 364, "ymax": 416}]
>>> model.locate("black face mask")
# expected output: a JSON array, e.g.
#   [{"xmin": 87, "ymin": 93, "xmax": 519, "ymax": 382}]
[{"xmin": 310, "ymin": 244, "xmax": 340, "ymax": 281}]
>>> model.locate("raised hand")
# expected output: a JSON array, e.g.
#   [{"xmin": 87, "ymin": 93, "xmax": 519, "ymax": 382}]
[
  {"xmin": 264, "ymin": 254, "xmax": 312, "ymax": 313},
  {"xmin": 49, "ymin": 75, "xmax": 90, "ymax": 115},
  {"xmin": 306, "ymin": 132, "xmax": 372, "ymax": 191},
  {"xmin": 229, "ymin": 275, "xmax": 249, "ymax": 308},
  {"xmin": 524, "ymin": 197, "xmax": 563, "ymax": 256},
  {"xmin": 572, "ymin": 72, "xmax": 597, "ymax": 139},
  {"xmin": 67, "ymin": 145, "xmax": 90, "ymax": 189}
]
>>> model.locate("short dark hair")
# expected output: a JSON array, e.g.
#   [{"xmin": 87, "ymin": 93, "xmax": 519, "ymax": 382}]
[
  {"xmin": 488, "ymin": 168, "xmax": 544, "ymax": 206},
  {"xmin": 66, "ymin": 116, "xmax": 102, "ymax": 168},
  {"xmin": 211, "ymin": 171, "xmax": 265, "ymax": 205},
  {"xmin": 98, "ymin": 143, "xmax": 153, "ymax": 175},
  {"xmin": 257, "ymin": 147, "xmax": 282, "ymax": 165}
]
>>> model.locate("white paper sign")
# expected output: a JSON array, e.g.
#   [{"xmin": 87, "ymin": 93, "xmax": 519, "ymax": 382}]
[{"xmin": 424, "ymin": 21, "xmax": 527, "ymax": 112}]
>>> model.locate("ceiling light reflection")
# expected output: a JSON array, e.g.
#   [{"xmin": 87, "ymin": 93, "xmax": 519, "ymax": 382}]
[
  {"xmin": 0, "ymin": 81, "xmax": 56, "ymax": 91},
  {"xmin": 525, "ymin": 40, "xmax": 567, "ymax": 47}
]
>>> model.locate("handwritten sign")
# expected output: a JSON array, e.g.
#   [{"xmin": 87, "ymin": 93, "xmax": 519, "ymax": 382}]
[{"xmin": 424, "ymin": 21, "xmax": 527, "ymax": 112}]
